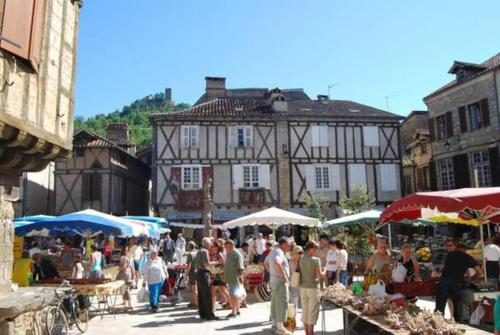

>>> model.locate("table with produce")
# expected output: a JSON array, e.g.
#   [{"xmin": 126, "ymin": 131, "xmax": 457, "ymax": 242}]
[{"xmin": 321, "ymin": 283, "xmax": 491, "ymax": 335}]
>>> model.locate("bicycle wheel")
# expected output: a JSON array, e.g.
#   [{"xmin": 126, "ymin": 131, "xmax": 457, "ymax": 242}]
[
  {"xmin": 74, "ymin": 303, "xmax": 89, "ymax": 333},
  {"xmin": 45, "ymin": 306, "xmax": 69, "ymax": 335}
]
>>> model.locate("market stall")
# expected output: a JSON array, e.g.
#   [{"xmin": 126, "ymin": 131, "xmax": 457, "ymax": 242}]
[
  {"xmin": 34, "ymin": 279, "xmax": 126, "ymax": 318},
  {"xmin": 320, "ymin": 283, "xmax": 491, "ymax": 335},
  {"xmin": 381, "ymin": 187, "xmax": 500, "ymax": 327},
  {"xmin": 222, "ymin": 206, "xmax": 320, "ymax": 233}
]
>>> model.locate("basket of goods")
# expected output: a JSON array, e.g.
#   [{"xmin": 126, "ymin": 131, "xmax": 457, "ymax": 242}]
[
  {"xmin": 416, "ymin": 247, "xmax": 432, "ymax": 262},
  {"xmin": 388, "ymin": 279, "xmax": 438, "ymax": 297}
]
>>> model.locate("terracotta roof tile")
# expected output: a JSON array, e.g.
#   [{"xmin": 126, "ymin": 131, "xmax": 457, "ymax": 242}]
[{"xmin": 151, "ymin": 97, "xmax": 402, "ymax": 121}]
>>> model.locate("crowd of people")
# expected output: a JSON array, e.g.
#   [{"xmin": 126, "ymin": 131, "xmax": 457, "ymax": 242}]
[{"xmin": 26, "ymin": 229, "xmax": 497, "ymax": 333}]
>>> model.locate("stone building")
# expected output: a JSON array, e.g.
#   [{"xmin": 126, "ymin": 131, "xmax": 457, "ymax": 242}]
[
  {"xmin": 400, "ymin": 111, "xmax": 432, "ymax": 195},
  {"xmin": 424, "ymin": 53, "xmax": 500, "ymax": 190},
  {"xmin": 150, "ymin": 77, "xmax": 403, "ymax": 226},
  {"xmin": 54, "ymin": 124, "xmax": 150, "ymax": 216},
  {"xmin": 0, "ymin": 0, "xmax": 82, "ymax": 333}
]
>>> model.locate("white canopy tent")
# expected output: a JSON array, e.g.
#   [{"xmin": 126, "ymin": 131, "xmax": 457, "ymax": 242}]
[{"xmin": 222, "ymin": 207, "xmax": 320, "ymax": 234}]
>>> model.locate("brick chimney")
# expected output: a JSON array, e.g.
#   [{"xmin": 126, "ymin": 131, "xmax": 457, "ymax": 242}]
[{"xmin": 205, "ymin": 76, "xmax": 226, "ymax": 98}]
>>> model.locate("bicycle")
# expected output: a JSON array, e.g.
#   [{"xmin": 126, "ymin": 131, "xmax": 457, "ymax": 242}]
[{"xmin": 45, "ymin": 281, "xmax": 90, "ymax": 335}]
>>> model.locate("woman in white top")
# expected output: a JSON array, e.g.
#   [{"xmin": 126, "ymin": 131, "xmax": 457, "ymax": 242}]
[
  {"xmin": 335, "ymin": 240, "xmax": 349, "ymax": 286},
  {"xmin": 143, "ymin": 249, "xmax": 168, "ymax": 312},
  {"xmin": 325, "ymin": 241, "xmax": 338, "ymax": 286}
]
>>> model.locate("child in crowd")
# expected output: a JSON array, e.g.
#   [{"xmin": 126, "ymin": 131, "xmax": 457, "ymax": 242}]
[{"xmin": 72, "ymin": 255, "xmax": 84, "ymax": 279}]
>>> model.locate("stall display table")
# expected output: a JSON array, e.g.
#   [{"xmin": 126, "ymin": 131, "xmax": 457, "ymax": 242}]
[
  {"xmin": 34, "ymin": 280, "xmax": 125, "ymax": 318},
  {"xmin": 321, "ymin": 302, "xmax": 492, "ymax": 335}
]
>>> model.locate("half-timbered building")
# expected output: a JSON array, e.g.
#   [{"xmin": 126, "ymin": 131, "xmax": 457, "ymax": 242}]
[
  {"xmin": 151, "ymin": 77, "xmax": 403, "ymax": 224},
  {"xmin": 54, "ymin": 124, "xmax": 150, "ymax": 215}
]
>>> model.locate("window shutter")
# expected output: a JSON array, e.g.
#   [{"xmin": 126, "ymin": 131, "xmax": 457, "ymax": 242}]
[
  {"xmin": 232, "ymin": 165, "xmax": 242, "ymax": 190},
  {"xmin": 480, "ymin": 98, "xmax": 490, "ymax": 127},
  {"xmin": 489, "ymin": 147, "xmax": 500, "ymax": 186},
  {"xmin": 82, "ymin": 174, "xmax": 90, "ymax": 200},
  {"xmin": 228, "ymin": 126, "xmax": 235, "ymax": 147},
  {"xmin": 452, "ymin": 154, "xmax": 470, "ymax": 188},
  {"xmin": 429, "ymin": 161, "xmax": 437, "ymax": 191},
  {"xmin": 246, "ymin": 126, "xmax": 253, "ymax": 147},
  {"xmin": 319, "ymin": 126, "xmax": 328, "ymax": 146},
  {"xmin": 380, "ymin": 164, "xmax": 397, "ymax": 191},
  {"xmin": 191, "ymin": 126, "xmax": 199, "ymax": 147},
  {"xmin": 305, "ymin": 165, "xmax": 315, "ymax": 191},
  {"xmin": 260, "ymin": 164, "xmax": 271, "ymax": 189},
  {"xmin": 92, "ymin": 174, "xmax": 102, "ymax": 201},
  {"xmin": 348, "ymin": 164, "xmax": 367, "ymax": 191},
  {"xmin": 181, "ymin": 126, "xmax": 189, "ymax": 148},
  {"xmin": 0, "ymin": 0, "xmax": 35, "ymax": 60},
  {"xmin": 458, "ymin": 106, "xmax": 468, "ymax": 133},
  {"xmin": 428, "ymin": 119, "xmax": 435, "ymax": 141},
  {"xmin": 311, "ymin": 126, "xmax": 319, "ymax": 147},
  {"xmin": 363, "ymin": 126, "xmax": 379, "ymax": 147},
  {"xmin": 330, "ymin": 164, "xmax": 340, "ymax": 191},
  {"xmin": 29, "ymin": 0, "xmax": 45, "ymax": 71},
  {"xmin": 445, "ymin": 111, "xmax": 454, "ymax": 137}
]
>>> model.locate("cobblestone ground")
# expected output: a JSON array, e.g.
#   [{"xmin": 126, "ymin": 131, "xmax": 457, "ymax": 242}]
[{"xmin": 84, "ymin": 289, "xmax": 344, "ymax": 335}]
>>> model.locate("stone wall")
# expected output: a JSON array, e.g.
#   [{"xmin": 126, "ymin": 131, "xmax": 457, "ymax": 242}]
[
  {"xmin": 0, "ymin": 197, "xmax": 14, "ymax": 297},
  {"xmin": 0, "ymin": 307, "xmax": 50, "ymax": 335},
  {"xmin": 0, "ymin": 0, "xmax": 82, "ymax": 172}
]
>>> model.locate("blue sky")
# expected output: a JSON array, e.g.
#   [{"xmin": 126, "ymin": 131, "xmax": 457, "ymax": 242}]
[{"xmin": 75, "ymin": 0, "xmax": 500, "ymax": 118}]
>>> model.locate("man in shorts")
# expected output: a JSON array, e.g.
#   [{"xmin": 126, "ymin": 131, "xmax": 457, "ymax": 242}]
[{"xmin": 223, "ymin": 239, "xmax": 245, "ymax": 318}]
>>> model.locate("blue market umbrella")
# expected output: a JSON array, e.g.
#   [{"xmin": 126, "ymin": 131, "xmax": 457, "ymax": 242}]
[
  {"xmin": 15, "ymin": 209, "xmax": 139, "ymax": 237},
  {"xmin": 14, "ymin": 215, "xmax": 55, "ymax": 222},
  {"xmin": 122, "ymin": 216, "xmax": 163, "ymax": 239}
]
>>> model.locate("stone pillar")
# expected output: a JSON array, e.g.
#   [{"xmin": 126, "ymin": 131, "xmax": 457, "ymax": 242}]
[{"xmin": 0, "ymin": 192, "xmax": 14, "ymax": 298}]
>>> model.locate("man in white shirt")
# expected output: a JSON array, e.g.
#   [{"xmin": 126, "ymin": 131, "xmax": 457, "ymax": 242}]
[
  {"xmin": 255, "ymin": 233, "xmax": 266, "ymax": 257},
  {"xmin": 264, "ymin": 237, "xmax": 292, "ymax": 335},
  {"xmin": 484, "ymin": 238, "xmax": 500, "ymax": 282}
]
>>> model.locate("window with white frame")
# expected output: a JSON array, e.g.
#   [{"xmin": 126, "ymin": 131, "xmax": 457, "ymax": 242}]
[
  {"xmin": 242, "ymin": 165, "xmax": 260, "ymax": 188},
  {"xmin": 438, "ymin": 158, "xmax": 454, "ymax": 190},
  {"xmin": 181, "ymin": 166, "xmax": 202, "ymax": 190},
  {"xmin": 363, "ymin": 126, "xmax": 380, "ymax": 146},
  {"xmin": 471, "ymin": 151, "xmax": 491, "ymax": 187},
  {"xmin": 181, "ymin": 125, "xmax": 199, "ymax": 148},
  {"xmin": 311, "ymin": 125, "xmax": 328, "ymax": 147},
  {"xmin": 315, "ymin": 166, "xmax": 330, "ymax": 190},
  {"xmin": 236, "ymin": 126, "xmax": 253, "ymax": 147}
]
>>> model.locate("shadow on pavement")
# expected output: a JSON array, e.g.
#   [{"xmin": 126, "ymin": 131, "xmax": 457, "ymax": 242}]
[
  {"xmin": 133, "ymin": 316, "xmax": 203, "ymax": 328},
  {"xmin": 216, "ymin": 321, "xmax": 270, "ymax": 331}
]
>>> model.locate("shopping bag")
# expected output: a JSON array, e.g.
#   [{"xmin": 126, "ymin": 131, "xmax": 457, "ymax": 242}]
[
  {"xmin": 137, "ymin": 287, "xmax": 149, "ymax": 303},
  {"xmin": 391, "ymin": 263, "xmax": 408, "ymax": 283},
  {"xmin": 234, "ymin": 283, "xmax": 247, "ymax": 299},
  {"xmin": 469, "ymin": 303, "xmax": 485, "ymax": 326},
  {"xmin": 284, "ymin": 303, "xmax": 296, "ymax": 332},
  {"xmin": 368, "ymin": 280, "xmax": 387, "ymax": 303},
  {"xmin": 290, "ymin": 271, "xmax": 301, "ymax": 288}
]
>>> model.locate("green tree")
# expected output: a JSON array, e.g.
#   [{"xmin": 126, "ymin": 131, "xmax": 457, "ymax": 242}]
[
  {"xmin": 73, "ymin": 92, "xmax": 190, "ymax": 150},
  {"xmin": 301, "ymin": 194, "xmax": 330, "ymax": 240},
  {"xmin": 337, "ymin": 186, "xmax": 376, "ymax": 256}
]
